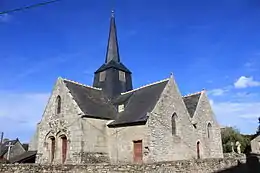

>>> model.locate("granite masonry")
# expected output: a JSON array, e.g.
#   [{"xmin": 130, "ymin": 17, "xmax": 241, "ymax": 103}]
[
  {"xmin": 29, "ymin": 11, "xmax": 223, "ymax": 165},
  {"xmin": 0, "ymin": 158, "xmax": 247, "ymax": 173}
]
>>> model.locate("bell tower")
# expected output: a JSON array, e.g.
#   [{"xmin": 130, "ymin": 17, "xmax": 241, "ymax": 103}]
[{"xmin": 93, "ymin": 11, "xmax": 133, "ymax": 98}]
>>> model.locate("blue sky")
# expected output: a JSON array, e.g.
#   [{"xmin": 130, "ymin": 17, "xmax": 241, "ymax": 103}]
[{"xmin": 0, "ymin": 0, "xmax": 260, "ymax": 142}]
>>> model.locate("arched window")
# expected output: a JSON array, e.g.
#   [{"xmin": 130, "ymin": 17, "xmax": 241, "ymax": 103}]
[
  {"xmin": 207, "ymin": 123, "xmax": 212, "ymax": 138},
  {"xmin": 56, "ymin": 96, "xmax": 61, "ymax": 114},
  {"xmin": 49, "ymin": 136, "xmax": 55, "ymax": 163},
  {"xmin": 61, "ymin": 135, "xmax": 68, "ymax": 164},
  {"xmin": 197, "ymin": 141, "xmax": 200, "ymax": 159},
  {"xmin": 172, "ymin": 113, "xmax": 177, "ymax": 135}
]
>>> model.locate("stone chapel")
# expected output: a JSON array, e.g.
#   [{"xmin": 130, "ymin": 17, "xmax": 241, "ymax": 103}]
[{"xmin": 29, "ymin": 11, "xmax": 223, "ymax": 164}]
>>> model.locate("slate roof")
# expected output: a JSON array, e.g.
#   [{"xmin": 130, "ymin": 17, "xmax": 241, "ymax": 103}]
[
  {"xmin": 22, "ymin": 143, "xmax": 29, "ymax": 151},
  {"xmin": 9, "ymin": 151, "xmax": 37, "ymax": 163},
  {"xmin": 0, "ymin": 139, "xmax": 18, "ymax": 157},
  {"xmin": 182, "ymin": 92, "xmax": 202, "ymax": 118},
  {"xmin": 95, "ymin": 60, "xmax": 131, "ymax": 73},
  {"xmin": 63, "ymin": 78, "xmax": 169, "ymax": 127},
  {"xmin": 108, "ymin": 80, "xmax": 169, "ymax": 127},
  {"xmin": 64, "ymin": 77, "xmax": 204, "ymax": 126},
  {"xmin": 64, "ymin": 80, "xmax": 117, "ymax": 120}
]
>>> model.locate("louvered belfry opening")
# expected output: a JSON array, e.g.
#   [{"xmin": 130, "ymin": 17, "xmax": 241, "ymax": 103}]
[{"xmin": 93, "ymin": 11, "xmax": 133, "ymax": 99}]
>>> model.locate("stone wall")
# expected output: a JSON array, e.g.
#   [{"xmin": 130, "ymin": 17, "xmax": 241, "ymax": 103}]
[
  {"xmin": 107, "ymin": 125, "xmax": 149, "ymax": 163},
  {"xmin": 72, "ymin": 152, "xmax": 110, "ymax": 164},
  {"xmin": 192, "ymin": 91, "xmax": 223, "ymax": 159},
  {"xmin": 34, "ymin": 78, "xmax": 85, "ymax": 164},
  {"xmin": 223, "ymin": 153, "xmax": 246, "ymax": 159},
  {"xmin": 147, "ymin": 77, "xmax": 197, "ymax": 162},
  {"xmin": 31, "ymin": 78, "xmax": 111, "ymax": 164},
  {"xmin": 0, "ymin": 158, "xmax": 248, "ymax": 173}
]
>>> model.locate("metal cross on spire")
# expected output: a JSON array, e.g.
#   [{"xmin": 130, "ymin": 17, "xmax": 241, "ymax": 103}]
[{"xmin": 111, "ymin": 9, "xmax": 115, "ymax": 17}]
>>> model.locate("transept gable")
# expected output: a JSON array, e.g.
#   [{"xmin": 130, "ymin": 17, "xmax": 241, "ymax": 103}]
[{"xmin": 192, "ymin": 91, "xmax": 219, "ymax": 125}]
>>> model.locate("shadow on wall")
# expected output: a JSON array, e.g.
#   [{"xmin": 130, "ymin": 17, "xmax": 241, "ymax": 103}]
[{"xmin": 217, "ymin": 153, "xmax": 260, "ymax": 173}]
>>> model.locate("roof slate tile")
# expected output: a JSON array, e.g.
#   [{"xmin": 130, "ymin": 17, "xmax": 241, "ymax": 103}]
[{"xmin": 183, "ymin": 93, "xmax": 201, "ymax": 118}]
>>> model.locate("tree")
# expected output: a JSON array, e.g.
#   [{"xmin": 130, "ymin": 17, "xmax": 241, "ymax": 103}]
[
  {"xmin": 221, "ymin": 127, "xmax": 250, "ymax": 153},
  {"xmin": 256, "ymin": 117, "xmax": 260, "ymax": 135}
]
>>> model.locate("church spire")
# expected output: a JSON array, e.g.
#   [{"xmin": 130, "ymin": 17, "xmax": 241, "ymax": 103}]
[
  {"xmin": 105, "ymin": 10, "xmax": 120, "ymax": 63},
  {"xmin": 93, "ymin": 10, "xmax": 133, "ymax": 99}
]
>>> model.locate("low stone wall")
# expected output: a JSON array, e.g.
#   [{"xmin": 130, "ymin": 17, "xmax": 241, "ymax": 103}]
[
  {"xmin": 72, "ymin": 152, "xmax": 110, "ymax": 164},
  {"xmin": 0, "ymin": 158, "xmax": 247, "ymax": 173},
  {"xmin": 223, "ymin": 152, "xmax": 246, "ymax": 158}
]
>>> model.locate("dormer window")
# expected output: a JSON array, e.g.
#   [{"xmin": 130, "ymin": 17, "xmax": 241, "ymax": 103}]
[
  {"xmin": 118, "ymin": 104, "xmax": 124, "ymax": 112},
  {"xmin": 119, "ymin": 71, "xmax": 126, "ymax": 82},
  {"xmin": 100, "ymin": 71, "xmax": 106, "ymax": 81}
]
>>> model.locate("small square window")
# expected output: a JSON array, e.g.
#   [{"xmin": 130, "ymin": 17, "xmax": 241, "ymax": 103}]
[
  {"xmin": 100, "ymin": 71, "xmax": 106, "ymax": 81},
  {"xmin": 118, "ymin": 104, "xmax": 124, "ymax": 112},
  {"xmin": 119, "ymin": 71, "xmax": 126, "ymax": 82}
]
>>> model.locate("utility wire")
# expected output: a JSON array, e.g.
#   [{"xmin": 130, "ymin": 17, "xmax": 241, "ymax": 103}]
[{"xmin": 0, "ymin": 0, "xmax": 61, "ymax": 15}]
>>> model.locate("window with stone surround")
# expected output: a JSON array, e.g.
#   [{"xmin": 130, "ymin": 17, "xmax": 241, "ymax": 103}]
[
  {"xmin": 99, "ymin": 71, "xmax": 106, "ymax": 81},
  {"xmin": 171, "ymin": 113, "xmax": 177, "ymax": 135},
  {"xmin": 207, "ymin": 123, "xmax": 212, "ymax": 138},
  {"xmin": 119, "ymin": 70, "xmax": 126, "ymax": 82},
  {"xmin": 56, "ymin": 95, "xmax": 61, "ymax": 115},
  {"xmin": 49, "ymin": 136, "xmax": 55, "ymax": 163},
  {"xmin": 197, "ymin": 141, "xmax": 200, "ymax": 159}
]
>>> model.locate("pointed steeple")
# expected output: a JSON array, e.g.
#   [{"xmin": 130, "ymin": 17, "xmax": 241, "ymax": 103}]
[
  {"xmin": 105, "ymin": 10, "xmax": 120, "ymax": 63},
  {"xmin": 93, "ymin": 10, "xmax": 133, "ymax": 98}
]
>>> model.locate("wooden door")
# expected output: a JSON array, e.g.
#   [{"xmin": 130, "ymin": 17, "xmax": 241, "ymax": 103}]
[
  {"xmin": 133, "ymin": 140, "xmax": 143, "ymax": 163},
  {"xmin": 61, "ymin": 136, "xmax": 67, "ymax": 164},
  {"xmin": 197, "ymin": 141, "xmax": 200, "ymax": 159}
]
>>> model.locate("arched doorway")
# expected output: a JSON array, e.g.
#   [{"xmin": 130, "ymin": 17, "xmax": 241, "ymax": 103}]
[
  {"xmin": 197, "ymin": 141, "xmax": 200, "ymax": 159},
  {"xmin": 61, "ymin": 135, "xmax": 67, "ymax": 164}
]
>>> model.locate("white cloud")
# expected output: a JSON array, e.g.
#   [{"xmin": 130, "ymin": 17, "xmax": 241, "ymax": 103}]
[
  {"xmin": 234, "ymin": 92, "xmax": 259, "ymax": 99},
  {"xmin": 234, "ymin": 76, "xmax": 260, "ymax": 89},
  {"xmin": 0, "ymin": 14, "xmax": 12, "ymax": 23},
  {"xmin": 244, "ymin": 60, "xmax": 258, "ymax": 72},
  {"xmin": 208, "ymin": 86, "xmax": 232, "ymax": 96},
  {"xmin": 244, "ymin": 62, "xmax": 253, "ymax": 68},
  {"xmin": 208, "ymin": 88, "xmax": 226, "ymax": 96},
  {"xmin": 211, "ymin": 100, "xmax": 260, "ymax": 134},
  {"xmin": 0, "ymin": 91, "xmax": 49, "ymax": 142}
]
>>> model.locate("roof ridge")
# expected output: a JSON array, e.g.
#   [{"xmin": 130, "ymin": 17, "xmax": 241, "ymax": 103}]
[
  {"xmin": 121, "ymin": 78, "xmax": 170, "ymax": 95},
  {"xmin": 183, "ymin": 90, "xmax": 203, "ymax": 98},
  {"xmin": 62, "ymin": 78, "xmax": 102, "ymax": 91}
]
